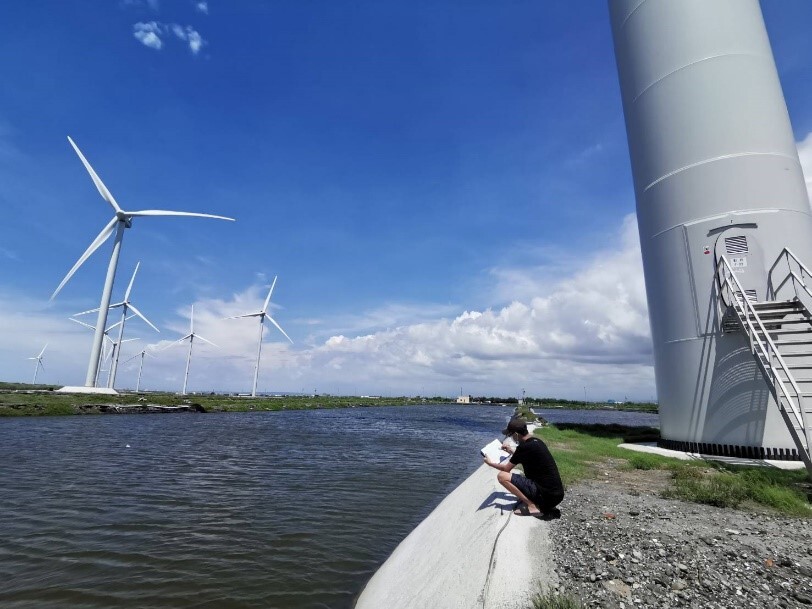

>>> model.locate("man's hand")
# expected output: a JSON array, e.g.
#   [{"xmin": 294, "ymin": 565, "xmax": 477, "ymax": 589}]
[{"xmin": 501, "ymin": 443, "xmax": 514, "ymax": 454}]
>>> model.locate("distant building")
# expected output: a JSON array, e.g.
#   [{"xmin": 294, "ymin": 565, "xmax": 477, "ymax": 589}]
[{"xmin": 456, "ymin": 395, "xmax": 471, "ymax": 404}]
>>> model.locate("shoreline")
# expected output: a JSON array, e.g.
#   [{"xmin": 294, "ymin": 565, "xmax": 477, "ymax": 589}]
[
  {"xmin": 355, "ymin": 448, "xmax": 811, "ymax": 609},
  {"xmin": 0, "ymin": 390, "xmax": 658, "ymax": 417}
]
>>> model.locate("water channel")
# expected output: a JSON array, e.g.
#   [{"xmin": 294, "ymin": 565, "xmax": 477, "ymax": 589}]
[{"xmin": 0, "ymin": 405, "xmax": 658, "ymax": 608}]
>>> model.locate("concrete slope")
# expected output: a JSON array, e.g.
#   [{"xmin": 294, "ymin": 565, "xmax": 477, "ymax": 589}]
[{"xmin": 355, "ymin": 464, "xmax": 558, "ymax": 609}]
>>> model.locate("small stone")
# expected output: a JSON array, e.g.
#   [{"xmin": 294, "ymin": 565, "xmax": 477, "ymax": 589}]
[
  {"xmin": 658, "ymin": 549, "xmax": 666, "ymax": 557},
  {"xmin": 677, "ymin": 563, "xmax": 689, "ymax": 572},
  {"xmin": 794, "ymin": 593, "xmax": 812, "ymax": 605},
  {"xmin": 672, "ymin": 579, "xmax": 688, "ymax": 591},
  {"xmin": 590, "ymin": 574, "xmax": 597, "ymax": 582},
  {"xmin": 602, "ymin": 579, "xmax": 632, "ymax": 600},
  {"xmin": 725, "ymin": 528, "xmax": 740, "ymax": 535},
  {"xmin": 632, "ymin": 550, "xmax": 643, "ymax": 559}
]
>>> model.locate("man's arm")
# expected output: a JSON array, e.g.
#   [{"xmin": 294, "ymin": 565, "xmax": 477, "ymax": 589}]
[{"xmin": 483, "ymin": 456, "xmax": 516, "ymax": 472}]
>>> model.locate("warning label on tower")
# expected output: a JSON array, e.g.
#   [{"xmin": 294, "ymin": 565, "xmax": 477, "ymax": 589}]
[{"xmin": 731, "ymin": 256, "xmax": 748, "ymax": 269}]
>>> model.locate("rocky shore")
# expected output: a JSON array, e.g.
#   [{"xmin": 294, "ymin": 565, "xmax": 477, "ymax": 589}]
[{"xmin": 549, "ymin": 480, "xmax": 812, "ymax": 608}]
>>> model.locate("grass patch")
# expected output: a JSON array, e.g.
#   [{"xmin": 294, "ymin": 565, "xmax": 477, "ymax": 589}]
[
  {"xmin": 535, "ymin": 423, "xmax": 660, "ymax": 486},
  {"xmin": 535, "ymin": 423, "xmax": 811, "ymax": 517},
  {"xmin": 531, "ymin": 590, "xmax": 583, "ymax": 609},
  {"xmin": 663, "ymin": 462, "xmax": 811, "ymax": 516},
  {"xmin": 625, "ymin": 452, "xmax": 672, "ymax": 470}
]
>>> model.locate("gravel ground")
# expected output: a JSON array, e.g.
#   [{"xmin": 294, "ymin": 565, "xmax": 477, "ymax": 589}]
[{"xmin": 547, "ymin": 479, "xmax": 812, "ymax": 608}]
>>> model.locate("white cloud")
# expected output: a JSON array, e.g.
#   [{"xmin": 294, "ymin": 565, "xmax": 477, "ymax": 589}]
[
  {"xmin": 123, "ymin": 214, "xmax": 653, "ymax": 399},
  {"xmin": 171, "ymin": 24, "xmax": 206, "ymax": 54},
  {"xmin": 132, "ymin": 22, "xmax": 206, "ymax": 55},
  {"xmin": 133, "ymin": 21, "xmax": 164, "ymax": 50},
  {"xmin": 195, "ymin": 1, "xmax": 209, "ymax": 14},
  {"xmin": 0, "ymin": 216, "xmax": 653, "ymax": 398},
  {"xmin": 275, "ymin": 214, "xmax": 652, "ymax": 398}
]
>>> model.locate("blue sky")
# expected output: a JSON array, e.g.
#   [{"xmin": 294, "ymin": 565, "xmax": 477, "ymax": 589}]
[{"xmin": 2, "ymin": 1, "xmax": 812, "ymax": 398}]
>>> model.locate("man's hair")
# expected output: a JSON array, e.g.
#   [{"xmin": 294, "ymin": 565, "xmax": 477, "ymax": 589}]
[{"xmin": 503, "ymin": 417, "xmax": 528, "ymax": 436}]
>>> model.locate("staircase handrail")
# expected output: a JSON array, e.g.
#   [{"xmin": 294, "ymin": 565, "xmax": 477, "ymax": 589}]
[
  {"xmin": 717, "ymin": 256, "xmax": 808, "ymax": 437},
  {"xmin": 767, "ymin": 247, "xmax": 812, "ymax": 301}
]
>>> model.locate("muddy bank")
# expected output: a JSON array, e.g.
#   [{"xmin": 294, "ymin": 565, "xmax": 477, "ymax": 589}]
[{"xmin": 0, "ymin": 402, "xmax": 206, "ymax": 416}]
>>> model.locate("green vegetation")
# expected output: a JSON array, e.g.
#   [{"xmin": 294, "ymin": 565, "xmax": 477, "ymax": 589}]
[
  {"xmin": 531, "ymin": 590, "xmax": 583, "ymax": 609},
  {"xmin": 0, "ymin": 388, "xmax": 451, "ymax": 417},
  {"xmin": 535, "ymin": 423, "xmax": 811, "ymax": 517},
  {"xmin": 663, "ymin": 463, "xmax": 811, "ymax": 516},
  {"xmin": 473, "ymin": 395, "xmax": 658, "ymax": 412},
  {"xmin": 536, "ymin": 423, "xmax": 665, "ymax": 486}
]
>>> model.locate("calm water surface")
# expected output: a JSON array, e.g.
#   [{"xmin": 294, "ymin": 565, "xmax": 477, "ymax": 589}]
[{"xmin": 0, "ymin": 406, "xmax": 658, "ymax": 609}]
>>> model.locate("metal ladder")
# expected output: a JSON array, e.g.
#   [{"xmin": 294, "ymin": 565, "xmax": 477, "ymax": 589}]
[{"xmin": 716, "ymin": 252, "xmax": 812, "ymax": 475}]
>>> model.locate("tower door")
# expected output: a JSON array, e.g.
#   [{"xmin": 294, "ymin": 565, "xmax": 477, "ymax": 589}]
[{"xmin": 714, "ymin": 229, "xmax": 767, "ymax": 306}]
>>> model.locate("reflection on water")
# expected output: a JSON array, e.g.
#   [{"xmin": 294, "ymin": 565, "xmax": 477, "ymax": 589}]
[{"xmin": 0, "ymin": 405, "xmax": 658, "ymax": 609}]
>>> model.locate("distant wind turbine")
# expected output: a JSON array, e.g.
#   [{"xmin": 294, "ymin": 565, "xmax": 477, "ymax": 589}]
[
  {"xmin": 73, "ymin": 261, "xmax": 159, "ymax": 389},
  {"xmin": 225, "ymin": 276, "xmax": 293, "ymax": 397},
  {"xmin": 28, "ymin": 344, "xmax": 47, "ymax": 384},
  {"xmin": 164, "ymin": 305, "xmax": 218, "ymax": 395},
  {"xmin": 51, "ymin": 136, "xmax": 234, "ymax": 391},
  {"xmin": 124, "ymin": 347, "xmax": 155, "ymax": 392}
]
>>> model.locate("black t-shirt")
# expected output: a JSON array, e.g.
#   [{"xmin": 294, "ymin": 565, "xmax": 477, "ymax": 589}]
[{"xmin": 509, "ymin": 437, "xmax": 564, "ymax": 497}]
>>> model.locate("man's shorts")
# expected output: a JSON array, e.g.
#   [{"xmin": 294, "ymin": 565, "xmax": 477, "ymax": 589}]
[{"xmin": 510, "ymin": 473, "xmax": 564, "ymax": 511}]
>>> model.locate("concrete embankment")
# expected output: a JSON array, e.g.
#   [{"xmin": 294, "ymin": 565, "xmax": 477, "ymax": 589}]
[{"xmin": 354, "ymin": 464, "xmax": 557, "ymax": 609}]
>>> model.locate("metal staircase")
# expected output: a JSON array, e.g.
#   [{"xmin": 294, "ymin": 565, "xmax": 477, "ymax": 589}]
[{"xmin": 716, "ymin": 250, "xmax": 812, "ymax": 475}]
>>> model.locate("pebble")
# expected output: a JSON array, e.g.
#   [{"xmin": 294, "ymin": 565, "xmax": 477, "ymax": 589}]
[{"xmin": 547, "ymin": 482, "xmax": 812, "ymax": 609}]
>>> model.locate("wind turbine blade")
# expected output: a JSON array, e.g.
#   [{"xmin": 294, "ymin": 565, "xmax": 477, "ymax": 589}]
[
  {"xmin": 123, "ymin": 351, "xmax": 143, "ymax": 363},
  {"xmin": 223, "ymin": 312, "xmax": 261, "ymax": 320},
  {"xmin": 162, "ymin": 335, "xmax": 192, "ymax": 350},
  {"xmin": 51, "ymin": 216, "xmax": 119, "ymax": 300},
  {"xmin": 106, "ymin": 318, "xmax": 126, "ymax": 332},
  {"xmin": 124, "ymin": 261, "xmax": 140, "ymax": 302},
  {"xmin": 38, "ymin": 344, "xmax": 48, "ymax": 358},
  {"xmin": 67, "ymin": 137, "xmax": 122, "ymax": 213},
  {"xmin": 128, "ymin": 210, "xmax": 235, "ymax": 222},
  {"xmin": 70, "ymin": 317, "xmax": 95, "ymax": 330},
  {"xmin": 127, "ymin": 304, "xmax": 160, "ymax": 333},
  {"xmin": 195, "ymin": 334, "xmax": 219, "ymax": 348},
  {"xmin": 73, "ymin": 302, "xmax": 123, "ymax": 317},
  {"xmin": 267, "ymin": 316, "xmax": 294, "ymax": 344},
  {"xmin": 73, "ymin": 306, "xmax": 101, "ymax": 317},
  {"xmin": 262, "ymin": 276, "xmax": 278, "ymax": 314},
  {"xmin": 120, "ymin": 338, "xmax": 139, "ymax": 343}
]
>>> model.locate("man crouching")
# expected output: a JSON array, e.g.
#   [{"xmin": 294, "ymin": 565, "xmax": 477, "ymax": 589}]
[{"xmin": 484, "ymin": 417, "xmax": 564, "ymax": 518}]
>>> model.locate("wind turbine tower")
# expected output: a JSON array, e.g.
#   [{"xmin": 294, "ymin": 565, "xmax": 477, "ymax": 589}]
[
  {"xmin": 52, "ymin": 137, "xmax": 234, "ymax": 394},
  {"xmin": 225, "ymin": 276, "xmax": 293, "ymax": 397},
  {"xmin": 165, "ymin": 305, "xmax": 218, "ymax": 395},
  {"xmin": 73, "ymin": 261, "xmax": 159, "ymax": 389},
  {"xmin": 609, "ymin": 0, "xmax": 812, "ymax": 469},
  {"xmin": 124, "ymin": 348, "xmax": 154, "ymax": 392}
]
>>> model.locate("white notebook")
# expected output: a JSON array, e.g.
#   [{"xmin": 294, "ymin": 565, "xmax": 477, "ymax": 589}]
[{"xmin": 480, "ymin": 439, "xmax": 509, "ymax": 463}]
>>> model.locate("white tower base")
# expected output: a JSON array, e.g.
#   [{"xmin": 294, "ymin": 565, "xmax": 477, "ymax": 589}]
[{"xmin": 57, "ymin": 386, "xmax": 119, "ymax": 395}]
